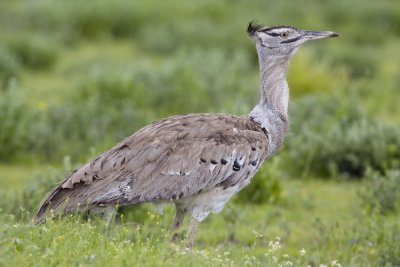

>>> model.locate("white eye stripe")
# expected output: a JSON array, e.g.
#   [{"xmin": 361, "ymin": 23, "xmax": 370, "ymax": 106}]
[{"xmin": 272, "ymin": 29, "xmax": 291, "ymax": 33}]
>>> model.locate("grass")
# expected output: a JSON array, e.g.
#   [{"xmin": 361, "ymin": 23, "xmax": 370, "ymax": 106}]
[
  {"xmin": 1, "ymin": 172, "xmax": 398, "ymax": 266},
  {"xmin": 0, "ymin": 178, "xmax": 378, "ymax": 267}
]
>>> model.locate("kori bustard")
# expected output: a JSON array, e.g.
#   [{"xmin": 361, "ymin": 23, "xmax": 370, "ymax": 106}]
[{"xmin": 36, "ymin": 22, "xmax": 338, "ymax": 247}]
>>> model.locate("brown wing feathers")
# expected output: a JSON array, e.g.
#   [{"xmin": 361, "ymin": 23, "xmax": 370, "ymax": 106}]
[{"xmin": 36, "ymin": 114, "xmax": 268, "ymax": 222}]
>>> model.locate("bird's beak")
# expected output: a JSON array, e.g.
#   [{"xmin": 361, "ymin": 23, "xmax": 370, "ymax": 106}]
[{"xmin": 303, "ymin": 30, "xmax": 340, "ymax": 41}]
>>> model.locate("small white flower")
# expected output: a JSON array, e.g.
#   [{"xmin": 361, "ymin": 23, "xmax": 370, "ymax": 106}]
[
  {"xmin": 300, "ymin": 248, "xmax": 306, "ymax": 256},
  {"xmin": 252, "ymin": 230, "xmax": 264, "ymax": 238}
]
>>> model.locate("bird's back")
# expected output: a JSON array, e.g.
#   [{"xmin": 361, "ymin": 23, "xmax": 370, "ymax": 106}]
[{"xmin": 36, "ymin": 113, "xmax": 269, "ymax": 222}]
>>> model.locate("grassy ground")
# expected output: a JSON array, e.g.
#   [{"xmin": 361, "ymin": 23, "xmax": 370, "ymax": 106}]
[
  {"xmin": 0, "ymin": 177, "xmax": 372, "ymax": 267},
  {"xmin": 1, "ymin": 167, "xmax": 398, "ymax": 266}
]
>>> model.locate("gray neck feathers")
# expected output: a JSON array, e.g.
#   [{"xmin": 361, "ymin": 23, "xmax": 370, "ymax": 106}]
[{"xmin": 249, "ymin": 44, "xmax": 291, "ymax": 157}]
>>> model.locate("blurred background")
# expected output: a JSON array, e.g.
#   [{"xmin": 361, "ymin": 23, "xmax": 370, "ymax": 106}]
[{"xmin": 0, "ymin": 0, "xmax": 399, "ymax": 266}]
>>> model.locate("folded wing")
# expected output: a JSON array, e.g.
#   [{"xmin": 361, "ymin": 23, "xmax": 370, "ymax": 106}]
[{"xmin": 36, "ymin": 114, "xmax": 268, "ymax": 221}]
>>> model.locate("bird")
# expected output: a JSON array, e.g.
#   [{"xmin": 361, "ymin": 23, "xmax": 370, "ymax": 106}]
[{"xmin": 35, "ymin": 22, "xmax": 338, "ymax": 247}]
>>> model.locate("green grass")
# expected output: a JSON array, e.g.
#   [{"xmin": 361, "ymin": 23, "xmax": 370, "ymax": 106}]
[{"xmin": 1, "ymin": 178, "xmax": 398, "ymax": 266}]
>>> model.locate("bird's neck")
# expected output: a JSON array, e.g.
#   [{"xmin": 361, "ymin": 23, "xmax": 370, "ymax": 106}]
[{"xmin": 249, "ymin": 47, "xmax": 290, "ymax": 157}]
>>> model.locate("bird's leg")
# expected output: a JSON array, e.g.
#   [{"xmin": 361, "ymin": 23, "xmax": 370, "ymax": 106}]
[
  {"xmin": 171, "ymin": 206, "xmax": 187, "ymax": 242},
  {"xmin": 186, "ymin": 216, "xmax": 201, "ymax": 248},
  {"xmin": 172, "ymin": 207, "xmax": 187, "ymax": 230}
]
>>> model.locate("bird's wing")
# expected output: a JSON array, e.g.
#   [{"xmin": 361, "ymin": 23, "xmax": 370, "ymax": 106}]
[{"xmin": 36, "ymin": 114, "xmax": 268, "ymax": 218}]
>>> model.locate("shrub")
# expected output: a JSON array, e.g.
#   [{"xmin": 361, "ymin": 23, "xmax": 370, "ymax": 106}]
[
  {"xmin": 360, "ymin": 169, "xmax": 400, "ymax": 214},
  {"xmin": 287, "ymin": 94, "xmax": 400, "ymax": 178},
  {"xmin": 236, "ymin": 157, "xmax": 282, "ymax": 204},
  {"xmin": 0, "ymin": 45, "xmax": 21, "ymax": 87},
  {"xmin": 27, "ymin": 96, "xmax": 149, "ymax": 162},
  {"xmin": 5, "ymin": 35, "xmax": 58, "ymax": 70},
  {"xmin": 0, "ymin": 83, "xmax": 33, "ymax": 161}
]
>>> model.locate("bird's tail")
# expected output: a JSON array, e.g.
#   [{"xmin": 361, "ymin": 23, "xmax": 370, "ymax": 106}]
[{"xmin": 34, "ymin": 183, "xmax": 87, "ymax": 224}]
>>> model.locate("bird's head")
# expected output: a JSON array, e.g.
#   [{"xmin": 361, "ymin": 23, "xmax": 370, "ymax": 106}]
[{"xmin": 247, "ymin": 22, "xmax": 339, "ymax": 57}]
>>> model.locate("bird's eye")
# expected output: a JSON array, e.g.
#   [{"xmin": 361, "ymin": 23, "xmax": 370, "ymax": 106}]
[{"xmin": 280, "ymin": 32, "xmax": 289, "ymax": 38}]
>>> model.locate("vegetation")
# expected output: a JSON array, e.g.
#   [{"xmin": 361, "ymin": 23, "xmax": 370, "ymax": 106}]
[{"xmin": 0, "ymin": 0, "xmax": 399, "ymax": 266}]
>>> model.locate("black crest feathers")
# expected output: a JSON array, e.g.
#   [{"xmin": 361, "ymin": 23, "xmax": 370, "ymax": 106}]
[{"xmin": 247, "ymin": 20, "xmax": 263, "ymax": 36}]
